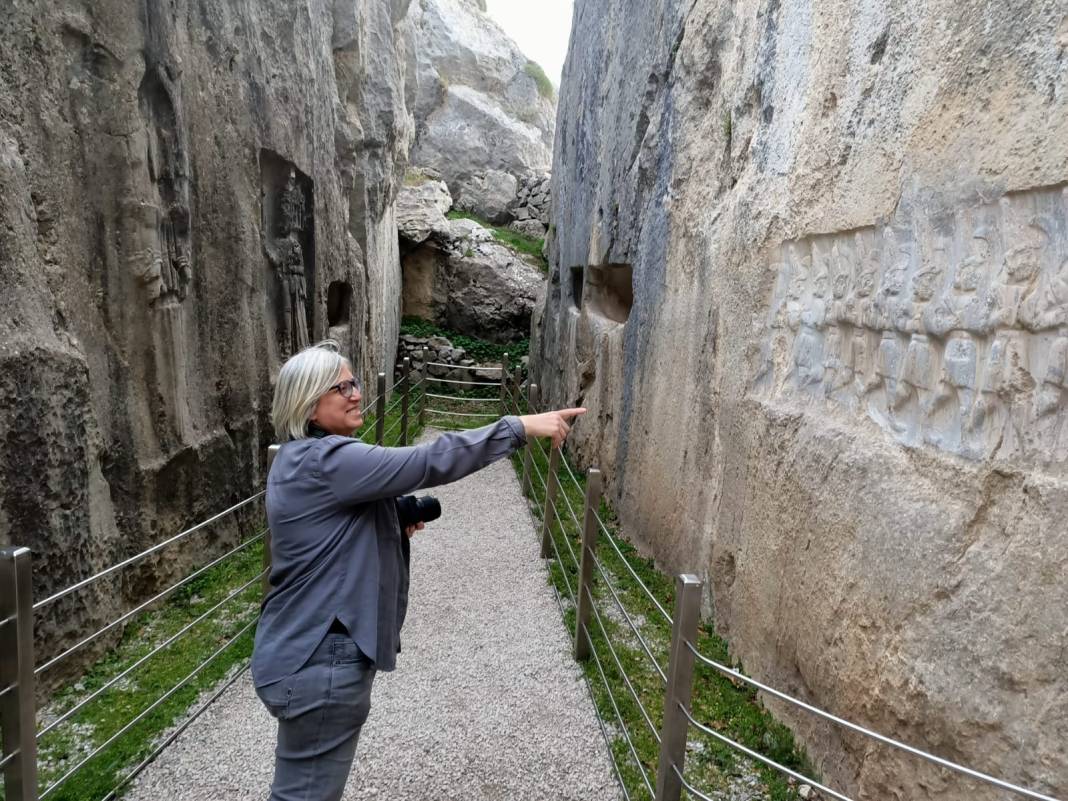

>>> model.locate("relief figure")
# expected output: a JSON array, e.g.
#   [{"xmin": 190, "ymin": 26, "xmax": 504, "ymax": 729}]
[
  {"xmin": 893, "ymin": 257, "xmax": 942, "ymax": 441},
  {"xmin": 971, "ymin": 211, "xmax": 1046, "ymax": 457}
]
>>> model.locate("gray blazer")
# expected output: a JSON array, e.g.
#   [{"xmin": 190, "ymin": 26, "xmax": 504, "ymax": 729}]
[{"xmin": 251, "ymin": 417, "xmax": 527, "ymax": 687}]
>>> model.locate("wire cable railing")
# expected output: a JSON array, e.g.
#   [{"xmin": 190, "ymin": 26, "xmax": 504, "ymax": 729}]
[
  {"xmin": 35, "ymin": 529, "xmax": 267, "ymax": 678},
  {"xmin": 683, "ymin": 640, "xmax": 1061, "ymax": 801},
  {"xmin": 424, "ymin": 392, "xmax": 501, "ymax": 403},
  {"xmin": 425, "ymin": 361, "xmax": 502, "ymax": 373},
  {"xmin": 424, "ymin": 407, "xmax": 499, "ymax": 418},
  {"xmin": 425, "ymin": 375, "xmax": 502, "ymax": 387},
  {"xmin": 513, "ymin": 385, "xmax": 1063, "ymax": 801},
  {"xmin": 589, "ymin": 553, "xmax": 668, "ymax": 685},
  {"xmin": 99, "ymin": 661, "xmax": 252, "ymax": 801},
  {"xmin": 555, "ymin": 452, "xmax": 673, "ymax": 627},
  {"xmin": 676, "ymin": 703, "xmax": 852, "ymax": 801},
  {"xmin": 39, "ymin": 613, "xmax": 261, "ymax": 800},
  {"xmin": 37, "ymin": 570, "xmax": 265, "ymax": 740},
  {"xmin": 509, "ymin": 437, "xmax": 632, "ymax": 801},
  {"xmin": 32, "ymin": 492, "xmax": 266, "ymax": 613},
  {"xmin": 583, "ymin": 585, "xmax": 661, "ymax": 745},
  {"xmin": 584, "ymin": 620, "xmax": 656, "ymax": 800}
]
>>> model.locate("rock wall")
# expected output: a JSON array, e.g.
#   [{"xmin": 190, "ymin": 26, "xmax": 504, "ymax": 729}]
[
  {"xmin": 0, "ymin": 0, "xmax": 412, "ymax": 679},
  {"xmin": 404, "ymin": 0, "xmax": 555, "ymax": 204},
  {"xmin": 535, "ymin": 0, "xmax": 1068, "ymax": 798},
  {"xmin": 398, "ymin": 179, "xmax": 544, "ymax": 343}
]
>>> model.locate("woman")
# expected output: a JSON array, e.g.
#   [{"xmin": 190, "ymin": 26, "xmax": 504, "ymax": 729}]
[{"xmin": 251, "ymin": 340, "xmax": 584, "ymax": 801}]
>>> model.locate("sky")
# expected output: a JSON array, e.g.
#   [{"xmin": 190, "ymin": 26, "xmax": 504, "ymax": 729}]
[{"xmin": 484, "ymin": 0, "xmax": 574, "ymax": 87}]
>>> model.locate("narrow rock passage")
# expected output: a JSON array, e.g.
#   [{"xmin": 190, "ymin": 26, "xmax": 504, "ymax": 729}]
[{"xmin": 125, "ymin": 430, "xmax": 622, "ymax": 800}]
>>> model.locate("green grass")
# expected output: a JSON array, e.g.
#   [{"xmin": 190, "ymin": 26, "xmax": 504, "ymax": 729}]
[
  {"xmin": 400, "ymin": 316, "xmax": 529, "ymax": 363},
  {"xmin": 524, "ymin": 60, "xmax": 555, "ymax": 100},
  {"xmin": 403, "ymin": 168, "xmax": 434, "ymax": 186},
  {"xmin": 496, "ymin": 389, "xmax": 818, "ymax": 801},
  {"xmin": 29, "ymin": 526, "xmax": 266, "ymax": 801},
  {"xmin": 446, "ymin": 210, "xmax": 548, "ymax": 273}
]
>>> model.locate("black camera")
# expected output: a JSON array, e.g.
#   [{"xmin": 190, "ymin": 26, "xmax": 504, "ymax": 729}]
[{"xmin": 395, "ymin": 495, "xmax": 442, "ymax": 529}]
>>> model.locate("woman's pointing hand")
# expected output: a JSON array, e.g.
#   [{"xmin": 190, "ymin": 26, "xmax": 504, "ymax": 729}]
[{"xmin": 519, "ymin": 408, "xmax": 587, "ymax": 448}]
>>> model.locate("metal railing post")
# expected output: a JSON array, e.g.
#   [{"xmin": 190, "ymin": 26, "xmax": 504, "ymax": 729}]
[
  {"xmin": 521, "ymin": 384, "xmax": 538, "ymax": 498},
  {"xmin": 419, "ymin": 348, "xmax": 428, "ymax": 428},
  {"xmin": 654, "ymin": 574, "xmax": 703, "ymax": 801},
  {"xmin": 574, "ymin": 468, "xmax": 603, "ymax": 661},
  {"xmin": 0, "ymin": 547, "xmax": 38, "ymax": 801},
  {"xmin": 264, "ymin": 445, "xmax": 279, "ymax": 598},
  {"xmin": 511, "ymin": 364, "xmax": 523, "ymax": 414},
  {"xmin": 375, "ymin": 372, "xmax": 386, "ymax": 445},
  {"xmin": 400, "ymin": 357, "xmax": 411, "ymax": 446},
  {"xmin": 499, "ymin": 352, "xmax": 510, "ymax": 415},
  {"xmin": 540, "ymin": 445, "xmax": 561, "ymax": 559}
]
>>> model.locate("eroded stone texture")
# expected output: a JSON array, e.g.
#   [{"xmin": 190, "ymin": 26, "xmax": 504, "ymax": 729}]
[
  {"xmin": 0, "ymin": 0, "xmax": 412, "ymax": 683},
  {"xmin": 402, "ymin": 216, "xmax": 544, "ymax": 343},
  {"xmin": 404, "ymin": 0, "xmax": 554, "ymax": 204},
  {"xmin": 534, "ymin": 0, "xmax": 1068, "ymax": 798}
]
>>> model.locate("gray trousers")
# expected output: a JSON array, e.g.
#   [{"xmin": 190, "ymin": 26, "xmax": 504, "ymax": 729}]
[{"xmin": 256, "ymin": 632, "xmax": 377, "ymax": 801}]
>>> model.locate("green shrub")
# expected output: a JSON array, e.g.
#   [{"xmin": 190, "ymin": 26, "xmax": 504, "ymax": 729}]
[{"xmin": 524, "ymin": 60, "xmax": 555, "ymax": 100}]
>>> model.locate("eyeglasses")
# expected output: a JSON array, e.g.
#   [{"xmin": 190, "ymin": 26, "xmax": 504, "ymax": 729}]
[{"xmin": 328, "ymin": 377, "xmax": 362, "ymax": 399}]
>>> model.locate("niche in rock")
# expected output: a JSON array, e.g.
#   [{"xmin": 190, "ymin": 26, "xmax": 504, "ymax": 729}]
[
  {"xmin": 261, "ymin": 149, "xmax": 316, "ymax": 358},
  {"xmin": 585, "ymin": 264, "xmax": 633, "ymax": 324},
  {"xmin": 570, "ymin": 266, "xmax": 585, "ymax": 308},
  {"xmin": 328, "ymin": 281, "xmax": 353, "ymax": 327}
]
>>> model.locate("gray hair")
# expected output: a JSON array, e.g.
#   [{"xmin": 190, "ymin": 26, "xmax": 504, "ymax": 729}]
[{"xmin": 272, "ymin": 340, "xmax": 352, "ymax": 441}]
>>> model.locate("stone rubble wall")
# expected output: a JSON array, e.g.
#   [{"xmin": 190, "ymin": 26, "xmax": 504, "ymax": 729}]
[
  {"xmin": 535, "ymin": 0, "xmax": 1068, "ymax": 798},
  {"xmin": 507, "ymin": 172, "xmax": 552, "ymax": 239},
  {"xmin": 394, "ymin": 334, "xmax": 527, "ymax": 385}
]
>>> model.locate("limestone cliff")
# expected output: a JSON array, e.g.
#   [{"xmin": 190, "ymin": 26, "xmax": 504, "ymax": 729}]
[
  {"xmin": 404, "ymin": 0, "xmax": 555, "ymax": 208},
  {"xmin": 0, "ymin": 0, "xmax": 412, "ymax": 677},
  {"xmin": 535, "ymin": 0, "xmax": 1068, "ymax": 798}
]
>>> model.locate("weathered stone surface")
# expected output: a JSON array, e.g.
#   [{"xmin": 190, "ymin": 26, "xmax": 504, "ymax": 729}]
[
  {"xmin": 404, "ymin": 0, "xmax": 554, "ymax": 194},
  {"xmin": 401, "ymin": 221, "xmax": 545, "ymax": 343},
  {"xmin": 534, "ymin": 1, "xmax": 1068, "ymax": 799},
  {"xmin": 509, "ymin": 219, "xmax": 548, "ymax": 239},
  {"xmin": 453, "ymin": 169, "xmax": 518, "ymax": 224},
  {"xmin": 0, "ymin": 0, "xmax": 411, "ymax": 682},
  {"xmin": 397, "ymin": 179, "xmax": 453, "ymax": 244}
]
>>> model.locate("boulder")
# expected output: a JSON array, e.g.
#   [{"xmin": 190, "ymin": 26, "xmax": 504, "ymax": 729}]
[
  {"xmin": 446, "ymin": 217, "xmax": 494, "ymax": 242},
  {"xmin": 508, "ymin": 219, "xmax": 547, "ymax": 239},
  {"xmin": 396, "ymin": 179, "xmax": 453, "ymax": 244},
  {"xmin": 403, "ymin": 0, "xmax": 554, "ymax": 191},
  {"xmin": 435, "ymin": 238, "xmax": 544, "ymax": 343},
  {"xmin": 453, "ymin": 169, "xmax": 518, "ymax": 224}
]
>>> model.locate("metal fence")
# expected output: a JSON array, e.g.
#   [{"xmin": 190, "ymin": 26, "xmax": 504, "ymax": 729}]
[
  {"xmin": 0, "ymin": 363, "xmax": 425, "ymax": 801},
  {"xmin": 499, "ymin": 377, "xmax": 1062, "ymax": 801},
  {"xmin": 3, "ymin": 354, "xmax": 1059, "ymax": 801}
]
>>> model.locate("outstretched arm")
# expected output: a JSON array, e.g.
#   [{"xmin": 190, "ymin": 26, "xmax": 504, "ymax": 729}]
[{"xmin": 322, "ymin": 408, "xmax": 586, "ymax": 505}]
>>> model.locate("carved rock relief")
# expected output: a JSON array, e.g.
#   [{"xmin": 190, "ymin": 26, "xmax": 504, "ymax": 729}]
[
  {"xmin": 260, "ymin": 150, "xmax": 316, "ymax": 358},
  {"xmin": 757, "ymin": 184, "xmax": 1068, "ymax": 462},
  {"xmin": 122, "ymin": 61, "xmax": 193, "ymax": 308}
]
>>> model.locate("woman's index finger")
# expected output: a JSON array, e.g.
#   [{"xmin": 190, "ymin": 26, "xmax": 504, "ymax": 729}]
[{"xmin": 557, "ymin": 407, "xmax": 588, "ymax": 419}]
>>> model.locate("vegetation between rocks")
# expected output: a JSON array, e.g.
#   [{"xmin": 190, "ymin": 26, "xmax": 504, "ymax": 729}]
[
  {"xmin": 400, "ymin": 316, "xmax": 530, "ymax": 363},
  {"xmin": 445, "ymin": 209, "xmax": 549, "ymax": 273},
  {"xmin": 524, "ymin": 59, "xmax": 555, "ymax": 100}
]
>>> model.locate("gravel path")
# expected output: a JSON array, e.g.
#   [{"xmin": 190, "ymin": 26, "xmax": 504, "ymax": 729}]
[{"xmin": 125, "ymin": 430, "xmax": 622, "ymax": 801}]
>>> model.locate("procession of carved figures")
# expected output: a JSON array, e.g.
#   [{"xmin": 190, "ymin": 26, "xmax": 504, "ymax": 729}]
[{"xmin": 757, "ymin": 184, "xmax": 1068, "ymax": 462}]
